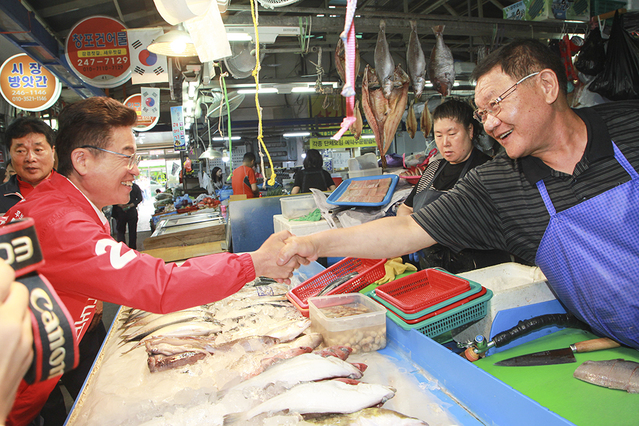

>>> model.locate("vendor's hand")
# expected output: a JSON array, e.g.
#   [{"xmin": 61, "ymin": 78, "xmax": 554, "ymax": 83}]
[
  {"xmin": 251, "ymin": 231, "xmax": 308, "ymax": 284},
  {"xmin": 278, "ymin": 235, "xmax": 319, "ymax": 268},
  {"xmin": 0, "ymin": 261, "xmax": 33, "ymax": 423}
]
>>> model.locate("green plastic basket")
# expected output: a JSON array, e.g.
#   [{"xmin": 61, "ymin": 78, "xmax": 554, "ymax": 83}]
[{"xmin": 386, "ymin": 288, "xmax": 493, "ymax": 338}]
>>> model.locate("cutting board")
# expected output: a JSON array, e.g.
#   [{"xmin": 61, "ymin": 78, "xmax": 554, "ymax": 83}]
[{"xmin": 474, "ymin": 328, "xmax": 639, "ymax": 425}]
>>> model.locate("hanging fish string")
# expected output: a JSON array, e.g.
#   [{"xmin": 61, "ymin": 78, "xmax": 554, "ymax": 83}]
[{"xmin": 250, "ymin": 0, "xmax": 276, "ymax": 187}]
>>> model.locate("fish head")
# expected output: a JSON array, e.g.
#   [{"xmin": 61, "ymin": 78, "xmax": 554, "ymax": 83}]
[{"xmin": 474, "ymin": 67, "xmax": 547, "ymax": 159}]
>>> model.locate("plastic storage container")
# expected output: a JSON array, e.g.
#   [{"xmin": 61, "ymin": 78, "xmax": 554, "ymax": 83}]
[
  {"xmin": 286, "ymin": 257, "xmax": 387, "ymax": 316},
  {"xmin": 280, "ymin": 195, "xmax": 317, "ymax": 219},
  {"xmin": 273, "ymin": 214, "xmax": 330, "ymax": 236},
  {"xmin": 309, "ymin": 293, "xmax": 387, "ymax": 353}
]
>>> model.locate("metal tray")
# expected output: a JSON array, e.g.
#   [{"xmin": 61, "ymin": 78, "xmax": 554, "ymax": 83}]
[{"xmin": 326, "ymin": 174, "xmax": 399, "ymax": 207}]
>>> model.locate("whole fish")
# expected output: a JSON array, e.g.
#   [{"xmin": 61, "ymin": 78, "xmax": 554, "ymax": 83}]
[
  {"xmin": 374, "ymin": 20, "xmax": 395, "ymax": 99},
  {"xmin": 406, "ymin": 21, "xmax": 427, "ymax": 100},
  {"xmin": 350, "ymin": 99, "xmax": 363, "ymax": 140},
  {"xmin": 224, "ymin": 380, "xmax": 396, "ymax": 423},
  {"xmin": 127, "ymin": 321, "xmax": 222, "ymax": 344},
  {"xmin": 362, "ymin": 64, "xmax": 410, "ymax": 168},
  {"xmin": 145, "ymin": 335, "xmax": 279, "ymax": 356},
  {"xmin": 315, "ymin": 345, "xmax": 353, "ymax": 361},
  {"xmin": 407, "ymin": 100, "xmax": 417, "ymax": 139},
  {"xmin": 303, "ymin": 407, "xmax": 430, "ymax": 425},
  {"xmin": 225, "ymin": 352, "xmax": 365, "ymax": 394},
  {"xmin": 428, "ymin": 25, "xmax": 455, "ymax": 98},
  {"xmin": 574, "ymin": 359, "xmax": 639, "ymax": 393},
  {"xmin": 317, "ymin": 271, "xmax": 359, "ymax": 297},
  {"xmin": 421, "ymin": 101, "xmax": 433, "ymax": 136},
  {"xmin": 120, "ymin": 310, "xmax": 218, "ymax": 342},
  {"xmin": 148, "ymin": 351, "xmax": 207, "ymax": 373},
  {"xmin": 265, "ymin": 318, "xmax": 312, "ymax": 342}
]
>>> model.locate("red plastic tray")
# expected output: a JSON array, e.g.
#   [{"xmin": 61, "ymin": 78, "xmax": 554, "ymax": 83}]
[
  {"xmin": 394, "ymin": 286, "xmax": 487, "ymax": 324},
  {"xmin": 374, "ymin": 268, "xmax": 471, "ymax": 314},
  {"xmin": 287, "ymin": 257, "xmax": 386, "ymax": 316}
]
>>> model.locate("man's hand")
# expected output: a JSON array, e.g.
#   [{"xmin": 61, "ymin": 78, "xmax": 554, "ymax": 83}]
[
  {"xmin": 250, "ymin": 231, "xmax": 309, "ymax": 284},
  {"xmin": 0, "ymin": 260, "xmax": 33, "ymax": 423},
  {"xmin": 277, "ymin": 235, "xmax": 320, "ymax": 268}
]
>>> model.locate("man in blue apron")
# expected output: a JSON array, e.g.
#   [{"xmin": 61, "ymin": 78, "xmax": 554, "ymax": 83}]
[{"xmin": 278, "ymin": 39, "xmax": 639, "ymax": 349}]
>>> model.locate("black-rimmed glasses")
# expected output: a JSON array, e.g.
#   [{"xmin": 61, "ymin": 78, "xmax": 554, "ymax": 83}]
[
  {"xmin": 473, "ymin": 72, "xmax": 540, "ymax": 124},
  {"xmin": 80, "ymin": 145, "xmax": 141, "ymax": 170}
]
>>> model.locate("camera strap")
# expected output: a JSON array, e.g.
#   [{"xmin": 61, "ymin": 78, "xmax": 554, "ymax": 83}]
[{"xmin": 0, "ymin": 218, "xmax": 79, "ymax": 384}]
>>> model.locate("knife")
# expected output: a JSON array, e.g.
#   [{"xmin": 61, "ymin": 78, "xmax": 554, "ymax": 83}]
[{"xmin": 494, "ymin": 337, "xmax": 621, "ymax": 366}]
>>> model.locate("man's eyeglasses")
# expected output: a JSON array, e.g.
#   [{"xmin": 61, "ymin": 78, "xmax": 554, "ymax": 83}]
[
  {"xmin": 81, "ymin": 145, "xmax": 141, "ymax": 170},
  {"xmin": 473, "ymin": 72, "xmax": 540, "ymax": 124}
]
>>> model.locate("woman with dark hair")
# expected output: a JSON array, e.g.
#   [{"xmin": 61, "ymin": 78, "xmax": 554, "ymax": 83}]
[
  {"xmin": 291, "ymin": 149, "xmax": 336, "ymax": 194},
  {"xmin": 211, "ymin": 166, "xmax": 224, "ymax": 190},
  {"xmin": 397, "ymin": 98, "xmax": 511, "ymax": 272}
]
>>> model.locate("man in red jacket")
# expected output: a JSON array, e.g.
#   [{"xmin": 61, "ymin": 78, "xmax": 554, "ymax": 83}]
[{"xmin": 1, "ymin": 97, "xmax": 302, "ymax": 426}]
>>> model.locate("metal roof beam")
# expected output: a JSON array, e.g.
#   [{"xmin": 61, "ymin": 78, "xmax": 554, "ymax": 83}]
[{"xmin": 0, "ymin": 0, "xmax": 105, "ymax": 99}]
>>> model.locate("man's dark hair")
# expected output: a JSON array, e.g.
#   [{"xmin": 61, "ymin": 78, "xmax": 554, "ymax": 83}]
[
  {"xmin": 432, "ymin": 98, "xmax": 483, "ymax": 146},
  {"xmin": 4, "ymin": 117, "xmax": 55, "ymax": 151},
  {"xmin": 56, "ymin": 97, "xmax": 137, "ymax": 176},
  {"xmin": 243, "ymin": 152, "xmax": 256, "ymax": 164},
  {"xmin": 303, "ymin": 149, "xmax": 323, "ymax": 170},
  {"xmin": 471, "ymin": 39, "xmax": 567, "ymax": 95}
]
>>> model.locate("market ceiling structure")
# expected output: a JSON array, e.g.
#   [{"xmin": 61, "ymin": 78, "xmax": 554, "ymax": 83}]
[{"xmin": 0, "ymin": 0, "xmax": 587, "ymax": 141}]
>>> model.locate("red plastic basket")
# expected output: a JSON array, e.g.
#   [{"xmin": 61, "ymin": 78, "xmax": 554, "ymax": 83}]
[
  {"xmin": 287, "ymin": 257, "xmax": 386, "ymax": 317},
  {"xmin": 374, "ymin": 268, "xmax": 470, "ymax": 314},
  {"xmin": 395, "ymin": 286, "xmax": 487, "ymax": 324}
]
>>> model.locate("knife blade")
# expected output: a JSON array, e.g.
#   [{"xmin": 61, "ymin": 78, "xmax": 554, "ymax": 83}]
[{"xmin": 494, "ymin": 337, "xmax": 621, "ymax": 367}]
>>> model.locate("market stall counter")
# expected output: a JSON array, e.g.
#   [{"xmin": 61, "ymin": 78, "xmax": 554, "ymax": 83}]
[{"xmin": 64, "ymin": 262, "xmax": 634, "ymax": 426}]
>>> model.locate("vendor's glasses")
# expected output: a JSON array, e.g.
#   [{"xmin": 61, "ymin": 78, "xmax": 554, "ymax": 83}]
[
  {"xmin": 473, "ymin": 71, "xmax": 540, "ymax": 123},
  {"xmin": 81, "ymin": 145, "xmax": 141, "ymax": 170}
]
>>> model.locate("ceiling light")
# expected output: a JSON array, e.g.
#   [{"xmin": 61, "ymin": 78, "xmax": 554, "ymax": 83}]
[
  {"xmin": 361, "ymin": 134, "xmax": 375, "ymax": 139},
  {"xmin": 237, "ymin": 87, "xmax": 278, "ymax": 94},
  {"xmin": 291, "ymin": 87, "xmax": 317, "ymax": 93},
  {"xmin": 283, "ymin": 132, "xmax": 310, "ymax": 137},
  {"xmin": 200, "ymin": 145, "xmax": 223, "ymax": 160},
  {"xmin": 226, "ymin": 32, "xmax": 253, "ymax": 42},
  {"xmin": 148, "ymin": 25, "xmax": 198, "ymax": 57},
  {"xmin": 213, "ymin": 136, "xmax": 241, "ymax": 141}
]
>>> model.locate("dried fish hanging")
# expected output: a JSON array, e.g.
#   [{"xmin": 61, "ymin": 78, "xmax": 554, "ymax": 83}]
[
  {"xmin": 250, "ymin": 0, "xmax": 276, "ymax": 186},
  {"xmin": 332, "ymin": 0, "xmax": 358, "ymax": 141}
]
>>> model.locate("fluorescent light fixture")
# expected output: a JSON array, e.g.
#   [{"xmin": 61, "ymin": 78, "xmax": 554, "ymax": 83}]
[
  {"xmin": 226, "ymin": 32, "xmax": 253, "ymax": 42},
  {"xmin": 237, "ymin": 87, "xmax": 278, "ymax": 94},
  {"xmin": 361, "ymin": 134, "xmax": 376, "ymax": 139},
  {"xmin": 291, "ymin": 87, "xmax": 317, "ymax": 93},
  {"xmin": 224, "ymin": 26, "xmax": 301, "ymax": 45},
  {"xmin": 283, "ymin": 132, "xmax": 310, "ymax": 137},
  {"xmin": 148, "ymin": 26, "xmax": 198, "ymax": 57},
  {"xmin": 213, "ymin": 136, "xmax": 241, "ymax": 141}
]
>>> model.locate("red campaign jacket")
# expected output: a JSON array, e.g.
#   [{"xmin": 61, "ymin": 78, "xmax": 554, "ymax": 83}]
[{"xmin": 2, "ymin": 171, "xmax": 255, "ymax": 426}]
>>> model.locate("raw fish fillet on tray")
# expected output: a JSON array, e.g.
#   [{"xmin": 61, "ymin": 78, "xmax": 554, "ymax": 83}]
[{"xmin": 337, "ymin": 178, "xmax": 392, "ymax": 203}]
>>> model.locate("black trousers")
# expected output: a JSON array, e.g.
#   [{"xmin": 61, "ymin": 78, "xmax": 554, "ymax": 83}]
[{"xmin": 115, "ymin": 209, "xmax": 138, "ymax": 250}]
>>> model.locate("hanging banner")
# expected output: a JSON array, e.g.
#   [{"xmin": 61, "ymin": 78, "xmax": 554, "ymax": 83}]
[
  {"xmin": 171, "ymin": 106, "xmax": 187, "ymax": 151},
  {"xmin": 310, "ymin": 130, "xmax": 376, "ymax": 149},
  {"xmin": 0, "ymin": 54, "xmax": 61, "ymax": 112},
  {"xmin": 127, "ymin": 28, "xmax": 169, "ymax": 85},
  {"xmin": 141, "ymin": 87, "xmax": 160, "ymax": 118},
  {"xmin": 124, "ymin": 94, "xmax": 159, "ymax": 132},
  {"xmin": 65, "ymin": 16, "xmax": 131, "ymax": 88}
]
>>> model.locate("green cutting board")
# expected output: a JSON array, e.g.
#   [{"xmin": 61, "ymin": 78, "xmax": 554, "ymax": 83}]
[{"xmin": 474, "ymin": 328, "xmax": 639, "ymax": 425}]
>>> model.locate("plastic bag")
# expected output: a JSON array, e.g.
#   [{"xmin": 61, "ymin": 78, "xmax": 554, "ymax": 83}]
[
  {"xmin": 589, "ymin": 12, "xmax": 639, "ymax": 101},
  {"xmin": 575, "ymin": 29, "xmax": 606, "ymax": 76}
]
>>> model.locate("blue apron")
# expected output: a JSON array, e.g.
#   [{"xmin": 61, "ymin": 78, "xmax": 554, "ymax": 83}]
[{"xmin": 535, "ymin": 142, "xmax": 639, "ymax": 348}]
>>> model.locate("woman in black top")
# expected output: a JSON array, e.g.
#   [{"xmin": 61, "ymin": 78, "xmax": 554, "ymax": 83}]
[
  {"xmin": 398, "ymin": 99, "xmax": 511, "ymax": 273},
  {"xmin": 211, "ymin": 166, "xmax": 224, "ymax": 190},
  {"xmin": 291, "ymin": 149, "xmax": 336, "ymax": 194}
]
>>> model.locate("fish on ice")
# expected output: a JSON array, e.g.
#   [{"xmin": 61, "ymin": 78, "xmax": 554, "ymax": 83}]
[{"xmin": 302, "ymin": 407, "xmax": 430, "ymax": 425}]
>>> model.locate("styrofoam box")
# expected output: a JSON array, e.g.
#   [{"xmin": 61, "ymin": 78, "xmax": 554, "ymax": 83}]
[
  {"xmin": 309, "ymin": 293, "xmax": 387, "ymax": 353},
  {"xmin": 273, "ymin": 214, "xmax": 330, "ymax": 236},
  {"xmin": 348, "ymin": 167, "xmax": 382, "ymax": 179},
  {"xmin": 280, "ymin": 195, "xmax": 317, "ymax": 219},
  {"xmin": 452, "ymin": 262, "xmax": 556, "ymax": 344}
]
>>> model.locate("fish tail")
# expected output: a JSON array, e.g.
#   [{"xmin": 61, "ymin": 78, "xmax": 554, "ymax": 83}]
[
  {"xmin": 432, "ymin": 25, "xmax": 445, "ymax": 35},
  {"xmin": 379, "ymin": 20, "xmax": 386, "ymax": 30},
  {"xmin": 223, "ymin": 413, "xmax": 246, "ymax": 425},
  {"xmin": 410, "ymin": 20, "xmax": 417, "ymax": 30}
]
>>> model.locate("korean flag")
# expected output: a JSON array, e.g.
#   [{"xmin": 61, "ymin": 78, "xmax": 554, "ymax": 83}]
[{"xmin": 127, "ymin": 28, "xmax": 169, "ymax": 85}]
